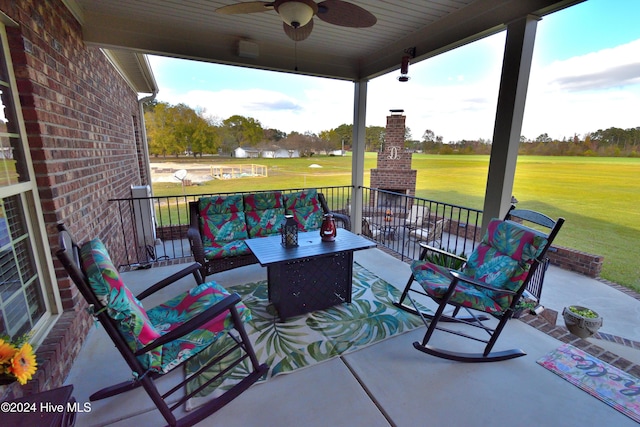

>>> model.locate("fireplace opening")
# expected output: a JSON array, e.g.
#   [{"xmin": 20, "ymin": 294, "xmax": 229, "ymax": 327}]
[{"xmin": 377, "ymin": 189, "xmax": 407, "ymax": 208}]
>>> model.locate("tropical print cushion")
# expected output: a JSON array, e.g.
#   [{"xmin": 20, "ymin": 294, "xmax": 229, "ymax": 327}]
[
  {"xmin": 146, "ymin": 281, "xmax": 251, "ymax": 373},
  {"xmin": 410, "ymin": 219, "xmax": 548, "ymax": 314},
  {"xmin": 411, "ymin": 260, "xmax": 504, "ymax": 314},
  {"xmin": 200, "ymin": 212, "xmax": 248, "ymax": 244},
  {"xmin": 203, "ymin": 239, "xmax": 252, "ymax": 259},
  {"xmin": 243, "ymin": 192, "xmax": 283, "ymax": 211},
  {"xmin": 246, "ymin": 208, "xmax": 286, "ymax": 238},
  {"xmin": 464, "ymin": 219, "xmax": 547, "ymax": 306},
  {"xmin": 284, "ymin": 189, "xmax": 323, "ymax": 231},
  {"xmin": 199, "ymin": 195, "xmax": 244, "ymax": 215},
  {"xmin": 480, "ymin": 219, "xmax": 546, "ymax": 262},
  {"xmin": 244, "ymin": 192, "xmax": 285, "ymax": 238},
  {"xmin": 80, "ymin": 239, "xmax": 252, "ymax": 373},
  {"xmin": 198, "ymin": 195, "xmax": 249, "ymax": 243},
  {"xmin": 283, "ymin": 188, "xmax": 317, "ymax": 210},
  {"xmin": 80, "ymin": 239, "xmax": 163, "ymax": 370}
]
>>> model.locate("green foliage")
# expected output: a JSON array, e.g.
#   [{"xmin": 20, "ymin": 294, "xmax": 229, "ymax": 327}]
[
  {"xmin": 424, "ymin": 250, "xmax": 466, "ymax": 270},
  {"xmin": 568, "ymin": 306, "xmax": 598, "ymax": 318}
]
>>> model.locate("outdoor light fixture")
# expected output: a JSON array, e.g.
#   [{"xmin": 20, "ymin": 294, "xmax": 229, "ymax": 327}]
[
  {"xmin": 398, "ymin": 47, "xmax": 416, "ymax": 82},
  {"xmin": 275, "ymin": 0, "xmax": 317, "ymax": 28},
  {"xmin": 398, "ymin": 55, "xmax": 411, "ymax": 82},
  {"xmin": 281, "ymin": 215, "xmax": 299, "ymax": 247}
]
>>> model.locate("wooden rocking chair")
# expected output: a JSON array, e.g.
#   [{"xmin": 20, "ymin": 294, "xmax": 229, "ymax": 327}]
[
  {"xmin": 56, "ymin": 224, "xmax": 268, "ymax": 426},
  {"xmin": 394, "ymin": 207, "xmax": 564, "ymax": 362}
]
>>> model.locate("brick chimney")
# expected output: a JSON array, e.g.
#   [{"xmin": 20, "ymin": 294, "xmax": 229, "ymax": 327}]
[{"xmin": 370, "ymin": 110, "xmax": 417, "ymax": 206}]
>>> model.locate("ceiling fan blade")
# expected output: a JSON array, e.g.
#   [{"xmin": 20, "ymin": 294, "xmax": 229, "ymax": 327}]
[
  {"xmin": 283, "ymin": 19, "xmax": 314, "ymax": 41},
  {"xmin": 317, "ymin": 0, "xmax": 376, "ymax": 27},
  {"xmin": 216, "ymin": 1, "xmax": 274, "ymax": 14}
]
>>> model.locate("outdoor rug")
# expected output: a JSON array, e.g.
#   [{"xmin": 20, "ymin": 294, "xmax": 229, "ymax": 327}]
[
  {"xmin": 185, "ymin": 262, "xmax": 425, "ymax": 410},
  {"xmin": 537, "ymin": 343, "xmax": 640, "ymax": 423}
]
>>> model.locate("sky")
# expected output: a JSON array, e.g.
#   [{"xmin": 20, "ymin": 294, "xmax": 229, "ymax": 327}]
[{"xmin": 148, "ymin": 0, "xmax": 640, "ymax": 143}]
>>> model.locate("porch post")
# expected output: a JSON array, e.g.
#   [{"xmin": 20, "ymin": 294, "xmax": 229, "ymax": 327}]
[
  {"xmin": 482, "ymin": 15, "xmax": 539, "ymax": 230},
  {"xmin": 351, "ymin": 79, "xmax": 368, "ymax": 234}
]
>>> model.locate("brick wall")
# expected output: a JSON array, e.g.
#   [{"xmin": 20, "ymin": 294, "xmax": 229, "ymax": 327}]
[
  {"xmin": 0, "ymin": 0, "xmax": 147, "ymax": 397},
  {"xmin": 370, "ymin": 111, "xmax": 417, "ymax": 199},
  {"xmin": 546, "ymin": 246, "xmax": 603, "ymax": 278}
]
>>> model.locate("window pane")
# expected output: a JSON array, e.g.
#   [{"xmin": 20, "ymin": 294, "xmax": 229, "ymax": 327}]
[{"xmin": 0, "ymin": 196, "xmax": 45, "ymax": 338}]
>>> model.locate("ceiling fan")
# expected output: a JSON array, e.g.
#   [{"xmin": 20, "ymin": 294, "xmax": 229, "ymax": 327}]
[{"xmin": 216, "ymin": 0, "xmax": 377, "ymax": 41}]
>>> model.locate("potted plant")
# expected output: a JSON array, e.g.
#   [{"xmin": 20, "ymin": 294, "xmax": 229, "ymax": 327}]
[{"xmin": 562, "ymin": 305, "xmax": 603, "ymax": 338}]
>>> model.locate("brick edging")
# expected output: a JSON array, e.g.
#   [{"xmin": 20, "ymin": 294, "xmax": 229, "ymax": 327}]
[{"xmin": 519, "ymin": 312, "xmax": 640, "ymax": 378}]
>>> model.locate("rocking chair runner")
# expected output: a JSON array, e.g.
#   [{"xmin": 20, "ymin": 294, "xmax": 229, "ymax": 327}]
[
  {"xmin": 56, "ymin": 224, "xmax": 268, "ymax": 427},
  {"xmin": 394, "ymin": 207, "xmax": 564, "ymax": 362}
]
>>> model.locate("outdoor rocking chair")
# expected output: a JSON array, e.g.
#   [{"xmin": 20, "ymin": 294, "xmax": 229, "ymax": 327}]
[
  {"xmin": 394, "ymin": 207, "xmax": 564, "ymax": 362},
  {"xmin": 56, "ymin": 224, "xmax": 268, "ymax": 427}
]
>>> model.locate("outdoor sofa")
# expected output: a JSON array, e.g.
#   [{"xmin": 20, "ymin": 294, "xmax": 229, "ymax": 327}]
[{"xmin": 188, "ymin": 188, "xmax": 350, "ymax": 277}]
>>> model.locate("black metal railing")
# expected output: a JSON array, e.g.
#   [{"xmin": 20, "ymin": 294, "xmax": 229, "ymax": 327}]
[
  {"xmin": 111, "ymin": 186, "xmax": 549, "ymax": 302},
  {"xmin": 360, "ymin": 187, "xmax": 483, "ymax": 262},
  {"xmin": 109, "ymin": 186, "xmax": 353, "ymax": 266}
]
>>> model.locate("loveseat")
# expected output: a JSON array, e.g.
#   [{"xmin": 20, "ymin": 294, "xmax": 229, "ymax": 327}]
[{"xmin": 188, "ymin": 189, "xmax": 351, "ymax": 277}]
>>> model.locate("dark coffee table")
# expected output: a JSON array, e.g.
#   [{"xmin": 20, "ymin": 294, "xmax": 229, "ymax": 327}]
[{"xmin": 245, "ymin": 230, "xmax": 376, "ymax": 321}]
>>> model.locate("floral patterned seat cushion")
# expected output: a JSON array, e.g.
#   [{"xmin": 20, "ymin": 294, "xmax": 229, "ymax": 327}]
[
  {"xmin": 243, "ymin": 191, "xmax": 285, "ymax": 238},
  {"xmin": 198, "ymin": 195, "xmax": 250, "ymax": 257},
  {"xmin": 203, "ymin": 239, "xmax": 251, "ymax": 259},
  {"xmin": 80, "ymin": 239, "xmax": 250, "ymax": 373},
  {"xmin": 411, "ymin": 219, "xmax": 547, "ymax": 314},
  {"xmin": 284, "ymin": 189, "xmax": 323, "ymax": 231},
  {"xmin": 146, "ymin": 281, "xmax": 251, "ymax": 373}
]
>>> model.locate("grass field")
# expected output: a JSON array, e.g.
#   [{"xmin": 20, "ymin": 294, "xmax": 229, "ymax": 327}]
[{"xmin": 151, "ymin": 154, "xmax": 640, "ymax": 291}]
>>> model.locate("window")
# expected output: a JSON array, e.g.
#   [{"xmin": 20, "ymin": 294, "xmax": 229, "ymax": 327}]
[{"xmin": 0, "ymin": 19, "xmax": 53, "ymax": 339}]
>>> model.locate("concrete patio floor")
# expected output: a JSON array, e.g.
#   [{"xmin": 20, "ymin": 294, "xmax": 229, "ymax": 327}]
[{"xmin": 64, "ymin": 248, "xmax": 640, "ymax": 426}]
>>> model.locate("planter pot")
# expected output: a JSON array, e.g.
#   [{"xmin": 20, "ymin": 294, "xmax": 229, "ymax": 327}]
[{"xmin": 562, "ymin": 305, "xmax": 603, "ymax": 338}]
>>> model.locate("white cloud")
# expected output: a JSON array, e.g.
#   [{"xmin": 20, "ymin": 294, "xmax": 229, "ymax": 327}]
[
  {"xmin": 523, "ymin": 39, "xmax": 640, "ymax": 140},
  {"xmin": 153, "ymin": 38, "xmax": 640, "ymax": 142},
  {"xmin": 158, "ymin": 81, "xmax": 353, "ymax": 134}
]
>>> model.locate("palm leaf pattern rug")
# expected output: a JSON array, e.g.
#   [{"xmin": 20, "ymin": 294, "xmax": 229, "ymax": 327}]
[{"xmin": 185, "ymin": 262, "xmax": 425, "ymax": 410}]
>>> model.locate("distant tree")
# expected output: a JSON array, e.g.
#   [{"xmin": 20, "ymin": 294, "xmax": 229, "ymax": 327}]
[
  {"xmin": 422, "ymin": 129, "xmax": 435, "ymax": 143},
  {"xmin": 333, "ymin": 124, "xmax": 353, "ymax": 148},
  {"xmin": 223, "ymin": 115, "xmax": 264, "ymax": 147},
  {"xmin": 365, "ymin": 126, "xmax": 385, "ymax": 151},
  {"xmin": 264, "ymin": 128, "xmax": 286, "ymax": 142},
  {"xmin": 145, "ymin": 102, "xmax": 178, "ymax": 158},
  {"xmin": 536, "ymin": 133, "xmax": 552, "ymax": 143}
]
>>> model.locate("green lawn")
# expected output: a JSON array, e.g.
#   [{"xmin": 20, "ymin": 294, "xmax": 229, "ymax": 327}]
[{"xmin": 152, "ymin": 154, "xmax": 640, "ymax": 291}]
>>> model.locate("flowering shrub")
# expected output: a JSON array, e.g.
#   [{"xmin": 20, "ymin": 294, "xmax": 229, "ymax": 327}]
[{"xmin": 0, "ymin": 334, "xmax": 37, "ymax": 385}]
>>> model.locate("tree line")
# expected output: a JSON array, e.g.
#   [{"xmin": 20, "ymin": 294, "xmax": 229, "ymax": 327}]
[
  {"xmin": 144, "ymin": 100, "xmax": 387, "ymax": 157},
  {"xmin": 144, "ymin": 100, "xmax": 639, "ymax": 157},
  {"xmin": 411, "ymin": 128, "xmax": 640, "ymax": 157}
]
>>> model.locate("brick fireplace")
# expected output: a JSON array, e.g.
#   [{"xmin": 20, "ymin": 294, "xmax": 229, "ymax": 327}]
[{"xmin": 370, "ymin": 110, "xmax": 417, "ymax": 207}]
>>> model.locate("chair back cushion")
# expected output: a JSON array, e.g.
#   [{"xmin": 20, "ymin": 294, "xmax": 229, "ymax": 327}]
[
  {"xmin": 198, "ymin": 195, "xmax": 248, "ymax": 244},
  {"xmin": 80, "ymin": 239, "xmax": 163, "ymax": 370},
  {"xmin": 243, "ymin": 191, "xmax": 285, "ymax": 238},
  {"xmin": 284, "ymin": 189, "xmax": 323, "ymax": 231},
  {"xmin": 463, "ymin": 219, "xmax": 547, "ymax": 307}
]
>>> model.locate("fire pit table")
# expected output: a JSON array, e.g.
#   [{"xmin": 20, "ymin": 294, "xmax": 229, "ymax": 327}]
[{"xmin": 245, "ymin": 230, "xmax": 376, "ymax": 321}]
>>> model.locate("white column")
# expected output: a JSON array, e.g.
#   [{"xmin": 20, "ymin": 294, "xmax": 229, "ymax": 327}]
[
  {"xmin": 351, "ymin": 80, "xmax": 368, "ymax": 234},
  {"xmin": 482, "ymin": 15, "xmax": 539, "ymax": 230}
]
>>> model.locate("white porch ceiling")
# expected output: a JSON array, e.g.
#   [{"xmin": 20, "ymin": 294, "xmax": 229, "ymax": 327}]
[{"xmin": 64, "ymin": 0, "xmax": 583, "ymax": 92}]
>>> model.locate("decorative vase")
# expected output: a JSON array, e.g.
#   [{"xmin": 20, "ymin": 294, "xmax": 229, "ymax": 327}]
[
  {"xmin": 320, "ymin": 214, "xmax": 337, "ymax": 242},
  {"xmin": 562, "ymin": 305, "xmax": 603, "ymax": 338}
]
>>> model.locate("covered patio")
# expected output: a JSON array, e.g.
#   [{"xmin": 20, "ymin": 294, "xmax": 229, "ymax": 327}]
[
  {"xmin": 66, "ymin": 0, "xmax": 588, "ymax": 230},
  {"xmin": 65, "ymin": 247, "xmax": 640, "ymax": 426},
  {"xmin": 5, "ymin": 0, "xmax": 637, "ymax": 425}
]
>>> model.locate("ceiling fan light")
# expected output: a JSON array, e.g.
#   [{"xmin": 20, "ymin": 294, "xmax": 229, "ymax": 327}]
[{"xmin": 276, "ymin": 0, "xmax": 317, "ymax": 28}]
